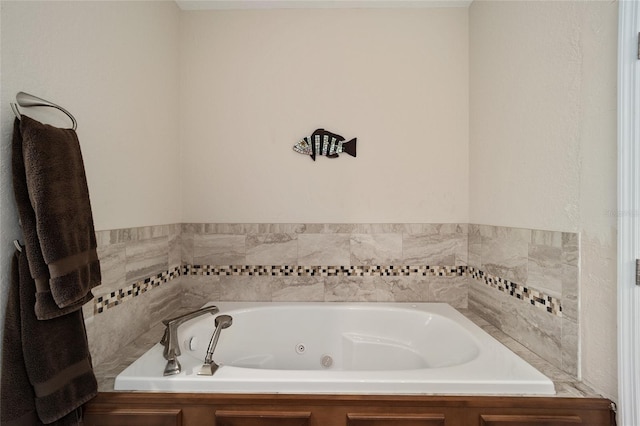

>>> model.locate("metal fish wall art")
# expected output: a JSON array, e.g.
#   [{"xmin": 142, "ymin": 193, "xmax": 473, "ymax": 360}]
[{"xmin": 293, "ymin": 128, "xmax": 357, "ymax": 161}]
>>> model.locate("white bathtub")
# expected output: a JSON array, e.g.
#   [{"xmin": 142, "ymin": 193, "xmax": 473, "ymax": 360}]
[{"xmin": 114, "ymin": 302, "xmax": 555, "ymax": 395}]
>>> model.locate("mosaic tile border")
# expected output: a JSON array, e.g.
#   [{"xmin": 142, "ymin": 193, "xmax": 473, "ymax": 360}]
[
  {"xmin": 184, "ymin": 264, "xmax": 467, "ymax": 277},
  {"xmin": 91, "ymin": 264, "xmax": 563, "ymax": 318},
  {"xmin": 469, "ymin": 266, "xmax": 563, "ymax": 317},
  {"xmin": 94, "ymin": 266, "xmax": 181, "ymax": 314}
]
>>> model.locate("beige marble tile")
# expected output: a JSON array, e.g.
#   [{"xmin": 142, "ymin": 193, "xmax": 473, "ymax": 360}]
[
  {"xmin": 193, "ymin": 234, "xmax": 245, "ymax": 265},
  {"xmin": 137, "ymin": 224, "xmax": 171, "ymax": 240},
  {"xmin": 502, "ymin": 297, "xmax": 563, "ymax": 369},
  {"xmin": 95, "ymin": 230, "xmax": 112, "ymax": 248},
  {"xmin": 246, "ymin": 233, "xmax": 298, "ymax": 265},
  {"xmin": 82, "ymin": 299, "xmax": 94, "ymax": 321},
  {"xmin": 467, "ymin": 224, "xmax": 482, "ymax": 268},
  {"xmin": 98, "ymin": 282, "xmax": 180, "ymax": 363},
  {"xmin": 561, "ymin": 263, "xmax": 579, "ymax": 321},
  {"xmin": 554, "ymin": 381, "xmax": 589, "ymax": 397},
  {"xmin": 561, "ymin": 317, "xmax": 579, "ymax": 377},
  {"xmin": 257, "ymin": 223, "xmax": 306, "ymax": 234},
  {"xmin": 95, "ymin": 242, "xmax": 126, "ymax": 295},
  {"xmin": 302, "ymin": 223, "xmax": 358, "ymax": 234},
  {"xmin": 562, "ymin": 232, "xmax": 579, "ymax": 266},
  {"xmin": 182, "ymin": 223, "xmax": 204, "ymax": 234},
  {"xmin": 147, "ymin": 282, "xmax": 183, "ymax": 328},
  {"xmin": 350, "ymin": 233, "xmax": 402, "ymax": 266},
  {"xmin": 168, "ymin": 231, "xmax": 182, "ymax": 269},
  {"xmin": 108, "ymin": 227, "xmax": 138, "ymax": 245},
  {"xmin": 530, "ymin": 229, "xmax": 563, "ymax": 248},
  {"xmin": 403, "ymin": 225, "xmax": 467, "ymax": 266},
  {"xmin": 181, "ymin": 231, "xmax": 194, "ymax": 265},
  {"xmin": 86, "ymin": 291, "xmax": 152, "ymax": 367},
  {"xmin": 527, "ymin": 236, "xmax": 563, "ymax": 298},
  {"xmin": 271, "ymin": 276, "xmax": 324, "ymax": 301},
  {"xmin": 204, "ymin": 223, "xmax": 260, "ymax": 234},
  {"xmin": 480, "ymin": 225, "xmax": 530, "ymax": 283},
  {"xmin": 325, "ymin": 276, "xmax": 377, "ymax": 301},
  {"xmin": 468, "ymin": 277, "xmax": 509, "ymax": 330},
  {"xmin": 489, "ymin": 329, "xmax": 573, "ymax": 382},
  {"xmin": 428, "ymin": 276, "xmax": 468, "ymax": 308},
  {"xmin": 298, "ymin": 234, "xmax": 350, "ymax": 265},
  {"xmin": 353, "ymin": 224, "xmax": 406, "ymax": 234},
  {"xmin": 125, "ymin": 236, "xmax": 169, "ymax": 284},
  {"xmin": 219, "ymin": 276, "xmax": 271, "ymax": 301},
  {"xmin": 181, "ymin": 275, "xmax": 221, "ymax": 308},
  {"xmin": 373, "ymin": 276, "xmax": 429, "ymax": 302}
]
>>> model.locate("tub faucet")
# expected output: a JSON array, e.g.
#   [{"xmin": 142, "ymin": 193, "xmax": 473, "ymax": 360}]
[
  {"xmin": 160, "ymin": 305, "xmax": 219, "ymax": 376},
  {"xmin": 198, "ymin": 315, "xmax": 233, "ymax": 376}
]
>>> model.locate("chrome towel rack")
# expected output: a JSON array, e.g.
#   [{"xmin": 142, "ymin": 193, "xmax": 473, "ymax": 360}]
[{"xmin": 11, "ymin": 91, "xmax": 77, "ymax": 130}]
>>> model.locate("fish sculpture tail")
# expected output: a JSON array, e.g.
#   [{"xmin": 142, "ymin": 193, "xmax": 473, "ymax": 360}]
[{"xmin": 342, "ymin": 138, "xmax": 357, "ymax": 158}]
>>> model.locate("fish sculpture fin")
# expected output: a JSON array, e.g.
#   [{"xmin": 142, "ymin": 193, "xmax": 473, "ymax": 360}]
[{"xmin": 342, "ymin": 138, "xmax": 357, "ymax": 158}]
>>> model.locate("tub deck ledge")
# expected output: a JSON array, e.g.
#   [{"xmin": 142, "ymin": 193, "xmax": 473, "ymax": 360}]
[{"xmin": 92, "ymin": 305, "xmax": 600, "ymax": 398}]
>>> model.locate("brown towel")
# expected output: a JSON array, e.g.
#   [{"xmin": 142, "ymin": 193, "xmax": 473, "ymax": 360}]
[
  {"xmin": 0, "ymin": 250, "xmax": 38, "ymax": 425},
  {"xmin": 1, "ymin": 250, "xmax": 97, "ymax": 425},
  {"xmin": 12, "ymin": 116, "xmax": 100, "ymax": 319}
]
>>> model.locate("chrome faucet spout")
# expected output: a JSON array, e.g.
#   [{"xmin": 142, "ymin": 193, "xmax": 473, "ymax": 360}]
[
  {"xmin": 160, "ymin": 305, "xmax": 219, "ymax": 376},
  {"xmin": 198, "ymin": 315, "xmax": 233, "ymax": 376}
]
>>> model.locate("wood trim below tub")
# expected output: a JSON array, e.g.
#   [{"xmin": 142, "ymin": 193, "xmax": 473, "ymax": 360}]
[{"xmin": 83, "ymin": 392, "xmax": 615, "ymax": 426}]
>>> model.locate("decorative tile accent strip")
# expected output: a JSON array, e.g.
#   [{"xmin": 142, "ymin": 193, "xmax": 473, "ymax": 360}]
[
  {"xmin": 184, "ymin": 264, "xmax": 467, "ymax": 277},
  {"xmin": 91, "ymin": 263, "xmax": 562, "ymax": 318},
  {"xmin": 94, "ymin": 266, "xmax": 181, "ymax": 314},
  {"xmin": 469, "ymin": 266, "xmax": 562, "ymax": 317}
]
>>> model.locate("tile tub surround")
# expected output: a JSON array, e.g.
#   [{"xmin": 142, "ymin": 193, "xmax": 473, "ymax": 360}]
[
  {"xmin": 86, "ymin": 223, "xmax": 580, "ymax": 380},
  {"xmin": 85, "ymin": 224, "xmax": 182, "ymax": 366},
  {"xmin": 180, "ymin": 223, "xmax": 470, "ymax": 307},
  {"xmin": 468, "ymin": 224, "xmax": 579, "ymax": 377},
  {"xmin": 93, "ymin": 306, "xmax": 599, "ymax": 399}
]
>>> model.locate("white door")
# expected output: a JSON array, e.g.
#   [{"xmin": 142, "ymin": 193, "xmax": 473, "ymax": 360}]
[{"xmin": 617, "ymin": 1, "xmax": 640, "ymax": 425}]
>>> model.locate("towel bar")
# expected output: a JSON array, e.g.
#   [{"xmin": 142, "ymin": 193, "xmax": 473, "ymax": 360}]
[{"xmin": 11, "ymin": 92, "xmax": 77, "ymax": 130}]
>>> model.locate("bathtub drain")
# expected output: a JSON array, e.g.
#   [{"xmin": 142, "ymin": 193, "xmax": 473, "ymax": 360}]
[
  {"xmin": 295, "ymin": 343, "xmax": 306, "ymax": 354},
  {"xmin": 321, "ymin": 354, "xmax": 333, "ymax": 368}
]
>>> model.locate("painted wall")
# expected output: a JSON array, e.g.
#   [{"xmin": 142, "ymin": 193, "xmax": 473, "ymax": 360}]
[
  {"xmin": 0, "ymin": 0, "xmax": 181, "ymax": 232},
  {"xmin": 179, "ymin": 8, "xmax": 469, "ymax": 223},
  {"xmin": 0, "ymin": 0, "xmax": 181, "ymax": 378},
  {"xmin": 469, "ymin": 0, "xmax": 618, "ymax": 400}
]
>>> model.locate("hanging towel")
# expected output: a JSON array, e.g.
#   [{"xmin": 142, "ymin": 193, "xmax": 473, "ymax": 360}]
[
  {"xmin": 0, "ymin": 250, "xmax": 38, "ymax": 426},
  {"xmin": 1, "ymin": 249, "xmax": 97, "ymax": 425},
  {"xmin": 12, "ymin": 116, "xmax": 101, "ymax": 319}
]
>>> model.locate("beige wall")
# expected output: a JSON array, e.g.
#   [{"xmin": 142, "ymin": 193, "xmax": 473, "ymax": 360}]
[
  {"xmin": 1, "ymin": 0, "xmax": 182, "ymax": 232},
  {"xmin": 0, "ymin": 0, "xmax": 181, "ymax": 378},
  {"xmin": 469, "ymin": 0, "xmax": 618, "ymax": 400},
  {"xmin": 179, "ymin": 8, "xmax": 469, "ymax": 223}
]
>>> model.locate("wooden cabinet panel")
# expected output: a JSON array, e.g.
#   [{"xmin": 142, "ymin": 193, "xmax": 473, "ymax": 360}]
[
  {"xmin": 347, "ymin": 413, "xmax": 445, "ymax": 426},
  {"xmin": 480, "ymin": 414, "xmax": 582, "ymax": 426},
  {"xmin": 84, "ymin": 407, "xmax": 182, "ymax": 426},
  {"xmin": 215, "ymin": 409, "xmax": 311, "ymax": 426},
  {"xmin": 84, "ymin": 393, "xmax": 614, "ymax": 426}
]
